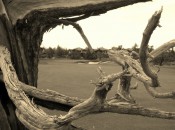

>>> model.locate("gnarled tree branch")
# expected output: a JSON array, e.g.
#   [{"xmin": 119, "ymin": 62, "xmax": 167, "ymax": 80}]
[
  {"xmin": 108, "ymin": 50, "xmax": 153, "ymax": 86},
  {"xmin": 0, "ymin": 46, "xmax": 82, "ymax": 130},
  {"xmin": 108, "ymin": 46, "xmax": 175, "ymax": 100},
  {"xmin": 139, "ymin": 7, "xmax": 163, "ymax": 87}
]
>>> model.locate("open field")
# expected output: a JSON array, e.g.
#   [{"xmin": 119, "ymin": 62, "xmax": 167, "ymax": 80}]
[{"xmin": 38, "ymin": 59, "xmax": 175, "ymax": 130}]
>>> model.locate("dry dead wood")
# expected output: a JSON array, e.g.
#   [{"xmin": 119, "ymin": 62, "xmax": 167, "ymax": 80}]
[
  {"xmin": 108, "ymin": 8, "xmax": 175, "ymax": 99},
  {"xmin": 139, "ymin": 7, "xmax": 163, "ymax": 87},
  {"xmin": 1, "ymin": 45, "xmax": 175, "ymax": 130},
  {"xmin": 108, "ymin": 49, "xmax": 175, "ymax": 99},
  {"xmin": 1, "ymin": 2, "xmax": 175, "ymax": 129},
  {"xmin": 57, "ymin": 69, "xmax": 127, "ymax": 124},
  {"xmin": 21, "ymin": 83, "xmax": 83, "ymax": 107},
  {"xmin": 0, "ymin": 46, "xmax": 66, "ymax": 130}
]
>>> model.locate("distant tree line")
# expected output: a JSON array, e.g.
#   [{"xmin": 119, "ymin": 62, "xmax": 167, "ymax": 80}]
[
  {"xmin": 39, "ymin": 45, "xmax": 108, "ymax": 60},
  {"xmin": 40, "ymin": 44, "xmax": 175, "ymax": 65},
  {"xmin": 39, "ymin": 46, "xmax": 68, "ymax": 59}
]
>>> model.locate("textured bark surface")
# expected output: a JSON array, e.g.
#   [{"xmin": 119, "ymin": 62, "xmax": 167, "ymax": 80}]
[
  {"xmin": 0, "ymin": 1, "xmax": 27, "ymax": 129},
  {"xmin": 0, "ymin": 46, "xmax": 83, "ymax": 130}
]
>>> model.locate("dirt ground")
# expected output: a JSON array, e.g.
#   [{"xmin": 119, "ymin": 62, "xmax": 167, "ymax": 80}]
[{"xmin": 38, "ymin": 59, "xmax": 175, "ymax": 130}]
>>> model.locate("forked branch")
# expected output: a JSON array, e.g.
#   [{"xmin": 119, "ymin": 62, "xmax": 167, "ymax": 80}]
[
  {"xmin": 108, "ymin": 48, "xmax": 175, "ymax": 99},
  {"xmin": 57, "ymin": 68, "xmax": 127, "ymax": 124}
]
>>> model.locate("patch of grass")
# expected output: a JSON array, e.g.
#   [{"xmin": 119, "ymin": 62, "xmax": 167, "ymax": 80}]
[{"xmin": 38, "ymin": 59, "xmax": 175, "ymax": 130}]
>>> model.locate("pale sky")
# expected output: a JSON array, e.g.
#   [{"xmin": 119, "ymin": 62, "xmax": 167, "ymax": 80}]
[{"xmin": 42, "ymin": 0, "xmax": 175, "ymax": 49}]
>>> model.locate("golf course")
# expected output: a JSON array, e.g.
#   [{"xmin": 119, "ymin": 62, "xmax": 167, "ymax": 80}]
[{"xmin": 38, "ymin": 59, "xmax": 175, "ymax": 130}]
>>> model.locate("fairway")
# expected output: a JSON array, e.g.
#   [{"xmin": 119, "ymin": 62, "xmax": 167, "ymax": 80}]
[{"xmin": 38, "ymin": 59, "xmax": 175, "ymax": 130}]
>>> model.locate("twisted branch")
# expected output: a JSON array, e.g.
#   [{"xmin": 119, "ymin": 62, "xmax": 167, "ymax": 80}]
[
  {"xmin": 0, "ymin": 46, "xmax": 77, "ymax": 130},
  {"xmin": 139, "ymin": 7, "xmax": 163, "ymax": 87},
  {"xmin": 57, "ymin": 68, "xmax": 127, "ymax": 124}
]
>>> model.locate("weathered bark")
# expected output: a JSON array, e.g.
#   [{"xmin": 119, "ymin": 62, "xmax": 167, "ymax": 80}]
[
  {"xmin": 0, "ymin": 46, "xmax": 83, "ymax": 130},
  {"xmin": 0, "ymin": 45, "xmax": 125, "ymax": 129},
  {"xmin": 0, "ymin": 1, "xmax": 27, "ymax": 129}
]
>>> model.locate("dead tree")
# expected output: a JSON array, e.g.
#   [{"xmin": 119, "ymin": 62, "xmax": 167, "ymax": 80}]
[{"xmin": 0, "ymin": 0, "xmax": 175, "ymax": 130}]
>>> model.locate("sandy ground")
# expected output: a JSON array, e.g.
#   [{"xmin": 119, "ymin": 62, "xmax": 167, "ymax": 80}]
[{"xmin": 38, "ymin": 59, "xmax": 175, "ymax": 130}]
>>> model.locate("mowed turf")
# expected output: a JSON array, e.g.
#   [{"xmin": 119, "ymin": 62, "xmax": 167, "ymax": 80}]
[{"xmin": 38, "ymin": 59, "xmax": 175, "ymax": 130}]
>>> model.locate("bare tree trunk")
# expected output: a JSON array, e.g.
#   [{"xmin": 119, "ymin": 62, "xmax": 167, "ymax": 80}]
[
  {"xmin": 0, "ymin": 1, "xmax": 28, "ymax": 129},
  {"xmin": 108, "ymin": 67, "xmax": 135, "ymax": 104},
  {"xmin": 116, "ymin": 75, "xmax": 135, "ymax": 103}
]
